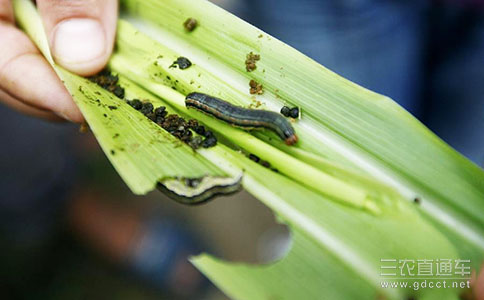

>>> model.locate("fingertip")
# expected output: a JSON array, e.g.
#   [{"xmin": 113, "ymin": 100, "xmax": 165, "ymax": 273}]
[
  {"xmin": 21, "ymin": 53, "xmax": 85, "ymax": 123},
  {"xmin": 37, "ymin": 0, "xmax": 118, "ymax": 76},
  {"xmin": 0, "ymin": 0, "xmax": 14, "ymax": 24},
  {"xmin": 52, "ymin": 18, "xmax": 110, "ymax": 76},
  {"xmin": 54, "ymin": 102, "xmax": 85, "ymax": 123},
  {"xmin": 0, "ymin": 88, "xmax": 65, "ymax": 122},
  {"xmin": 45, "ymin": 76, "xmax": 84, "ymax": 123},
  {"xmin": 0, "ymin": 47, "xmax": 83, "ymax": 123}
]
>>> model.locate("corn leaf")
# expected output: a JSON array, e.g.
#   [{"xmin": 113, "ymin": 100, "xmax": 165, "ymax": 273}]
[
  {"xmin": 13, "ymin": 0, "xmax": 484, "ymax": 299},
  {"xmin": 120, "ymin": 0, "xmax": 484, "ymax": 260},
  {"xmin": 108, "ymin": 21, "xmax": 462, "ymax": 300},
  {"xmin": 117, "ymin": 75, "xmax": 460, "ymax": 300}
]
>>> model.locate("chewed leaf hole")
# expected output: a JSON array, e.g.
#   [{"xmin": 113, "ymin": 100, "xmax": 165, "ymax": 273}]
[
  {"xmin": 256, "ymin": 223, "xmax": 292, "ymax": 263},
  {"xmin": 158, "ymin": 189, "xmax": 292, "ymax": 264}
]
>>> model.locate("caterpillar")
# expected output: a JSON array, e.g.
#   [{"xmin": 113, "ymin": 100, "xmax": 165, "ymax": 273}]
[
  {"xmin": 158, "ymin": 174, "xmax": 242, "ymax": 205},
  {"xmin": 185, "ymin": 92, "xmax": 298, "ymax": 145}
]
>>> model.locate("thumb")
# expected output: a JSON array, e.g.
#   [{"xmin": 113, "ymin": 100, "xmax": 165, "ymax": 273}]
[{"xmin": 37, "ymin": 0, "xmax": 118, "ymax": 76}]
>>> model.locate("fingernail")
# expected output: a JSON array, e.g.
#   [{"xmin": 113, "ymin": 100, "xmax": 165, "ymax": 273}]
[
  {"xmin": 54, "ymin": 111, "xmax": 73, "ymax": 122},
  {"xmin": 53, "ymin": 18, "xmax": 106, "ymax": 66}
]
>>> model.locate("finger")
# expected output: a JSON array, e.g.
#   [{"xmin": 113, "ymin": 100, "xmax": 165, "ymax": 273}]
[
  {"xmin": 475, "ymin": 264, "xmax": 484, "ymax": 300},
  {"xmin": 37, "ymin": 0, "xmax": 118, "ymax": 76},
  {"xmin": 0, "ymin": 89, "xmax": 64, "ymax": 122},
  {"xmin": 0, "ymin": 0, "xmax": 14, "ymax": 23},
  {"xmin": 0, "ymin": 22, "xmax": 84, "ymax": 122}
]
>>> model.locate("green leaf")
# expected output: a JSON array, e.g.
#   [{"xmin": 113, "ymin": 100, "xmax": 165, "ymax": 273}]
[
  {"xmin": 13, "ymin": 0, "xmax": 483, "ymax": 298},
  {"xmin": 194, "ymin": 144, "xmax": 460, "ymax": 300},
  {"xmin": 120, "ymin": 0, "xmax": 484, "ymax": 259},
  {"xmin": 115, "ymin": 64, "xmax": 460, "ymax": 299},
  {"xmin": 193, "ymin": 230, "xmax": 377, "ymax": 300}
]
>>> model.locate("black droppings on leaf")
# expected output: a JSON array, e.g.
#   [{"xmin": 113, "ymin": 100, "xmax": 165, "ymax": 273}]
[
  {"xmin": 249, "ymin": 154, "xmax": 260, "ymax": 163},
  {"xmin": 183, "ymin": 18, "xmax": 198, "ymax": 32},
  {"xmin": 147, "ymin": 113, "xmax": 157, "ymax": 122},
  {"xmin": 171, "ymin": 57, "xmax": 192, "ymax": 70},
  {"xmin": 194, "ymin": 126, "xmax": 205, "ymax": 136},
  {"xmin": 88, "ymin": 69, "xmax": 125, "ymax": 99},
  {"xmin": 140, "ymin": 102, "xmax": 154, "ymax": 115},
  {"xmin": 113, "ymin": 86, "xmax": 125, "ymax": 99},
  {"xmin": 260, "ymin": 160, "xmax": 271, "ymax": 168},
  {"xmin": 289, "ymin": 107, "xmax": 300, "ymax": 118},
  {"xmin": 88, "ymin": 69, "xmax": 217, "ymax": 149},
  {"xmin": 128, "ymin": 99, "xmax": 143, "ymax": 110},
  {"xmin": 155, "ymin": 115, "xmax": 166, "ymax": 125},
  {"xmin": 280, "ymin": 106, "xmax": 291, "ymax": 117},
  {"xmin": 202, "ymin": 136, "xmax": 217, "ymax": 148},
  {"xmin": 245, "ymin": 52, "xmax": 260, "ymax": 72},
  {"xmin": 249, "ymin": 79, "xmax": 263, "ymax": 95},
  {"xmin": 248, "ymin": 153, "xmax": 279, "ymax": 173},
  {"xmin": 187, "ymin": 119, "xmax": 199, "ymax": 129},
  {"xmin": 204, "ymin": 130, "xmax": 214, "ymax": 138},
  {"xmin": 155, "ymin": 106, "xmax": 167, "ymax": 117}
]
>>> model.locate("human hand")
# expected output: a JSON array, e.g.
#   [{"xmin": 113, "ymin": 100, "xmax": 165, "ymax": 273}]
[{"xmin": 0, "ymin": 0, "xmax": 118, "ymax": 122}]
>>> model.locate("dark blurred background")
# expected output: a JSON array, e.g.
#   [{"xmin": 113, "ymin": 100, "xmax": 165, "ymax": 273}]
[{"xmin": 0, "ymin": 0, "xmax": 483, "ymax": 299}]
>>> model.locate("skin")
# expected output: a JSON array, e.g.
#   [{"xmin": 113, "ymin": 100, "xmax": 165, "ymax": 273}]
[
  {"xmin": 0, "ymin": 0, "xmax": 118, "ymax": 122},
  {"xmin": 472, "ymin": 266, "xmax": 484, "ymax": 300}
]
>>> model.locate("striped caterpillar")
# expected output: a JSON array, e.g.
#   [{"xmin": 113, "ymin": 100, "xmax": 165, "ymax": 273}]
[{"xmin": 185, "ymin": 92, "xmax": 298, "ymax": 145}]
